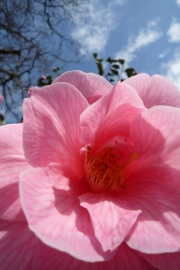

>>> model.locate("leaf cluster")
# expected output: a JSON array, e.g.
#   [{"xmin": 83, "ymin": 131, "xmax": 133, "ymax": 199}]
[{"xmin": 93, "ymin": 53, "xmax": 137, "ymax": 83}]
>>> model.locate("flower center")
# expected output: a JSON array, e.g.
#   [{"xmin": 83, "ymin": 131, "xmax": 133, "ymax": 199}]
[{"xmin": 84, "ymin": 146, "xmax": 138, "ymax": 193}]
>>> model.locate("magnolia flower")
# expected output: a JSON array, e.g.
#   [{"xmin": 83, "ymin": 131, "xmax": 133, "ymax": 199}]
[{"xmin": 1, "ymin": 71, "xmax": 180, "ymax": 269}]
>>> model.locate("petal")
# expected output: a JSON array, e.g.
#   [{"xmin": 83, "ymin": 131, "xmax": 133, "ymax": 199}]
[
  {"xmin": 126, "ymin": 106, "xmax": 180, "ymax": 181},
  {"xmin": 123, "ymin": 73, "xmax": 180, "ymax": 108},
  {"xmin": 33, "ymin": 241, "xmax": 153, "ymax": 270},
  {"xmin": 140, "ymin": 251, "xmax": 180, "ymax": 270},
  {"xmin": 0, "ymin": 124, "xmax": 30, "ymax": 221},
  {"xmin": 53, "ymin": 70, "xmax": 112, "ymax": 104},
  {"xmin": 79, "ymin": 193, "xmax": 141, "ymax": 252},
  {"xmin": 0, "ymin": 219, "xmax": 38, "ymax": 270},
  {"xmin": 80, "ymin": 82, "xmax": 145, "ymax": 151},
  {"xmin": 120, "ymin": 179, "xmax": 180, "ymax": 254},
  {"xmin": 19, "ymin": 165, "xmax": 114, "ymax": 262},
  {"xmin": 0, "ymin": 94, "xmax": 3, "ymax": 104},
  {"xmin": 23, "ymin": 83, "xmax": 89, "ymax": 175},
  {"xmin": 118, "ymin": 106, "xmax": 180, "ymax": 254},
  {"xmin": 0, "ymin": 219, "xmax": 153, "ymax": 270},
  {"xmin": 0, "ymin": 182, "xmax": 26, "ymax": 222}
]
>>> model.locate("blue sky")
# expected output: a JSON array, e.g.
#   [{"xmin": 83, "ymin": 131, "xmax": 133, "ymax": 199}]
[
  {"xmin": 1, "ymin": 0, "xmax": 180, "ymax": 123},
  {"xmin": 67, "ymin": 0, "xmax": 180, "ymax": 88}
]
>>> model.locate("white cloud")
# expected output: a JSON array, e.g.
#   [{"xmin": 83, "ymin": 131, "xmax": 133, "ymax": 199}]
[
  {"xmin": 108, "ymin": 0, "xmax": 124, "ymax": 7},
  {"xmin": 176, "ymin": 0, "xmax": 180, "ymax": 6},
  {"xmin": 71, "ymin": 0, "xmax": 124, "ymax": 55},
  {"xmin": 147, "ymin": 19, "xmax": 160, "ymax": 28},
  {"xmin": 167, "ymin": 19, "xmax": 180, "ymax": 43},
  {"xmin": 158, "ymin": 49, "xmax": 170, "ymax": 59},
  {"xmin": 161, "ymin": 47, "xmax": 180, "ymax": 89},
  {"xmin": 115, "ymin": 20, "xmax": 162, "ymax": 66}
]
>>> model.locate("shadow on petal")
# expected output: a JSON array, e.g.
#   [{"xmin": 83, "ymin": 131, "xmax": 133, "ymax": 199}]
[{"xmin": 0, "ymin": 182, "xmax": 26, "ymax": 221}]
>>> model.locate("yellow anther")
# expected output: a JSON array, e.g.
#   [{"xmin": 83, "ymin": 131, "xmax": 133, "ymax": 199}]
[{"xmin": 84, "ymin": 146, "xmax": 138, "ymax": 193}]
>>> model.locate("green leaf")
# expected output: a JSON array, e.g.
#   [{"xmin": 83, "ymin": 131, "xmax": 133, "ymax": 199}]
[
  {"xmin": 0, "ymin": 113, "xmax": 4, "ymax": 122},
  {"xmin": 118, "ymin": 59, "xmax": 125, "ymax": 65},
  {"xmin": 47, "ymin": 76, "xmax": 52, "ymax": 85},
  {"xmin": 37, "ymin": 78, "xmax": 46, "ymax": 86},
  {"xmin": 53, "ymin": 67, "xmax": 60, "ymax": 72},
  {"xmin": 111, "ymin": 69, "xmax": 119, "ymax": 75},
  {"xmin": 124, "ymin": 68, "xmax": 135, "ymax": 77},
  {"xmin": 106, "ymin": 57, "xmax": 112, "ymax": 62},
  {"xmin": 111, "ymin": 64, "xmax": 119, "ymax": 69},
  {"xmin": 107, "ymin": 72, "xmax": 114, "ymax": 76},
  {"xmin": 97, "ymin": 63, "xmax": 104, "ymax": 76},
  {"xmin": 0, "ymin": 113, "xmax": 4, "ymax": 125}
]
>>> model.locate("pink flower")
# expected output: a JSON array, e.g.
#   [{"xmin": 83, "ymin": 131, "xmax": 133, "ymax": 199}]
[
  {"xmin": 1, "ymin": 71, "xmax": 180, "ymax": 269},
  {"xmin": 41, "ymin": 75, "xmax": 46, "ymax": 80},
  {"xmin": 0, "ymin": 94, "xmax": 3, "ymax": 104},
  {"xmin": 27, "ymin": 87, "xmax": 35, "ymax": 97},
  {"xmin": 27, "ymin": 86, "xmax": 41, "ymax": 97}
]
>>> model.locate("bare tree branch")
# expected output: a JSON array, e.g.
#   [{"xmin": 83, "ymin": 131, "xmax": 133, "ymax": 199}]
[{"xmin": 0, "ymin": 0, "xmax": 89, "ymax": 122}]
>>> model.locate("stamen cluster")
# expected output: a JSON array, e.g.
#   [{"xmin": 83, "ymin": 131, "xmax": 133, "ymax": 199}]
[{"xmin": 84, "ymin": 146, "xmax": 127, "ymax": 192}]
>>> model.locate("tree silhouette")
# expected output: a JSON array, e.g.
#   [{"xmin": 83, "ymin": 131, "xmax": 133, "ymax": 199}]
[{"xmin": 0, "ymin": 0, "xmax": 89, "ymax": 122}]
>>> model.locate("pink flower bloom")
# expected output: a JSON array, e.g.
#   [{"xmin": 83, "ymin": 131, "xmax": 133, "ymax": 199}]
[
  {"xmin": 1, "ymin": 70, "xmax": 180, "ymax": 269},
  {"xmin": 0, "ymin": 94, "xmax": 3, "ymax": 104},
  {"xmin": 27, "ymin": 87, "xmax": 35, "ymax": 97},
  {"xmin": 27, "ymin": 86, "xmax": 41, "ymax": 97},
  {"xmin": 41, "ymin": 75, "xmax": 46, "ymax": 80}
]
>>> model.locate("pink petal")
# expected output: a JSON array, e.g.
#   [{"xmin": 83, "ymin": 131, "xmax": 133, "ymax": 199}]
[
  {"xmin": 140, "ymin": 251, "xmax": 180, "ymax": 270},
  {"xmin": 126, "ymin": 163, "xmax": 180, "ymax": 193},
  {"xmin": 33, "ymin": 241, "xmax": 153, "ymax": 270},
  {"xmin": 53, "ymin": 70, "xmax": 112, "ymax": 104},
  {"xmin": 0, "ymin": 219, "xmax": 38, "ymax": 270},
  {"xmin": 118, "ymin": 107, "xmax": 180, "ymax": 253},
  {"xmin": 0, "ymin": 219, "xmax": 153, "ymax": 269},
  {"xmin": 126, "ymin": 106, "xmax": 180, "ymax": 180},
  {"xmin": 0, "ymin": 94, "xmax": 3, "ymax": 104},
  {"xmin": 23, "ymin": 83, "xmax": 89, "ymax": 175},
  {"xmin": 80, "ymin": 82, "xmax": 145, "ymax": 151},
  {"xmin": 79, "ymin": 193, "xmax": 141, "ymax": 252},
  {"xmin": 19, "ymin": 164, "xmax": 114, "ymax": 262},
  {"xmin": 0, "ymin": 182, "xmax": 26, "ymax": 222},
  {"xmin": 0, "ymin": 124, "xmax": 30, "ymax": 221},
  {"xmin": 123, "ymin": 73, "xmax": 180, "ymax": 108},
  {"xmin": 120, "ymin": 179, "xmax": 180, "ymax": 254}
]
